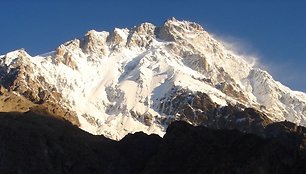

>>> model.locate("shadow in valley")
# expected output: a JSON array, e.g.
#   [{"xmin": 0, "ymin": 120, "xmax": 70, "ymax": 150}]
[{"xmin": 0, "ymin": 112, "xmax": 306, "ymax": 173}]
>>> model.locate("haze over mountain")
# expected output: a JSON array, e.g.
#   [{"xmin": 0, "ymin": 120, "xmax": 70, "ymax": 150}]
[{"xmin": 0, "ymin": 18, "xmax": 305, "ymax": 140}]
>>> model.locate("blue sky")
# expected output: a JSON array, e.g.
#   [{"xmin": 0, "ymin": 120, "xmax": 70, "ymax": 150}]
[{"xmin": 0, "ymin": 1, "xmax": 305, "ymax": 92}]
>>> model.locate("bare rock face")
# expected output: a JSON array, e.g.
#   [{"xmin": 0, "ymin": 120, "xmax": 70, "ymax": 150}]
[
  {"xmin": 0, "ymin": 49, "xmax": 80, "ymax": 126},
  {"xmin": 143, "ymin": 112, "xmax": 154, "ymax": 126},
  {"xmin": 0, "ymin": 87, "xmax": 35, "ymax": 112},
  {"xmin": 216, "ymin": 82, "xmax": 249, "ymax": 103},
  {"xmin": 9, "ymin": 63, "xmax": 58, "ymax": 104},
  {"xmin": 159, "ymin": 88, "xmax": 271, "ymax": 136},
  {"xmin": 81, "ymin": 30, "xmax": 109, "ymax": 56},
  {"xmin": 54, "ymin": 45, "xmax": 78, "ymax": 70},
  {"xmin": 107, "ymin": 28, "xmax": 128, "ymax": 50},
  {"xmin": 1, "ymin": 52, "xmax": 45, "ymax": 103},
  {"xmin": 157, "ymin": 17, "xmax": 204, "ymax": 42},
  {"xmin": 129, "ymin": 111, "xmax": 154, "ymax": 127},
  {"xmin": 127, "ymin": 22, "xmax": 156, "ymax": 48},
  {"xmin": 166, "ymin": 43, "xmax": 210, "ymax": 74},
  {"xmin": 30, "ymin": 102, "xmax": 80, "ymax": 126}
]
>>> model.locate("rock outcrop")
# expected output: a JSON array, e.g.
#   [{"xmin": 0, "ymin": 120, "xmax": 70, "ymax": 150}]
[{"xmin": 0, "ymin": 50, "xmax": 80, "ymax": 126}]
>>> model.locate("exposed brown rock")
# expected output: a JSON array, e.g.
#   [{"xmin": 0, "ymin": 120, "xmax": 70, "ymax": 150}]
[
  {"xmin": 30, "ymin": 101, "xmax": 80, "ymax": 127},
  {"xmin": 81, "ymin": 113, "xmax": 97, "ymax": 127},
  {"xmin": 158, "ymin": 88, "xmax": 272, "ymax": 136},
  {"xmin": 0, "ymin": 88, "xmax": 35, "ymax": 112},
  {"xmin": 143, "ymin": 112, "xmax": 153, "ymax": 126},
  {"xmin": 81, "ymin": 30, "xmax": 108, "ymax": 56},
  {"xmin": 127, "ymin": 23, "xmax": 156, "ymax": 48},
  {"xmin": 0, "ymin": 51, "xmax": 80, "ymax": 127},
  {"xmin": 107, "ymin": 29, "xmax": 126, "ymax": 49},
  {"xmin": 54, "ymin": 45, "xmax": 78, "ymax": 70},
  {"xmin": 216, "ymin": 82, "xmax": 248, "ymax": 102},
  {"xmin": 157, "ymin": 17, "xmax": 204, "ymax": 42}
]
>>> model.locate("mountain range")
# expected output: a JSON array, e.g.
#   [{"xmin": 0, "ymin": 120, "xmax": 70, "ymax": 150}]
[{"xmin": 0, "ymin": 18, "xmax": 306, "ymax": 140}]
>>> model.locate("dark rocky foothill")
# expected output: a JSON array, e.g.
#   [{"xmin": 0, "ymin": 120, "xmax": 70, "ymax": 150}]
[{"xmin": 0, "ymin": 111, "xmax": 306, "ymax": 174}]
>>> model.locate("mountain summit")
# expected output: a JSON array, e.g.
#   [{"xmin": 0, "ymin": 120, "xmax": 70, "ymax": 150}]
[{"xmin": 1, "ymin": 18, "xmax": 306, "ymax": 139}]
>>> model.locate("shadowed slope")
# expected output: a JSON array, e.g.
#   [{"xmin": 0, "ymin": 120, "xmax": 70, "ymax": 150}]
[{"xmin": 0, "ymin": 112, "xmax": 306, "ymax": 173}]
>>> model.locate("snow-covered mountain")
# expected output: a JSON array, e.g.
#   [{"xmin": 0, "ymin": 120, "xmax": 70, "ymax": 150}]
[{"xmin": 1, "ymin": 18, "xmax": 306, "ymax": 140}]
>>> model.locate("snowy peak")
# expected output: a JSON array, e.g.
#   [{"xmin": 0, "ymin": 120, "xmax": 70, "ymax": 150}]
[
  {"xmin": 1, "ymin": 18, "xmax": 306, "ymax": 140},
  {"xmin": 1, "ymin": 49, "xmax": 29, "ymax": 66},
  {"xmin": 127, "ymin": 25, "xmax": 155, "ymax": 49},
  {"xmin": 158, "ymin": 17, "xmax": 204, "ymax": 42}
]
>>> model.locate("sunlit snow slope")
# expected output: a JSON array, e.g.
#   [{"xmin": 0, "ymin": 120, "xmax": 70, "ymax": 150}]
[{"xmin": 1, "ymin": 18, "xmax": 306, "ymax": 140}]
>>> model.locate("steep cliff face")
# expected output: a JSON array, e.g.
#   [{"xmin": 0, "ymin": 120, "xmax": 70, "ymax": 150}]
[{"xmin": 1, "ymin": 18, "xmax": 306, "ymax": 139}]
